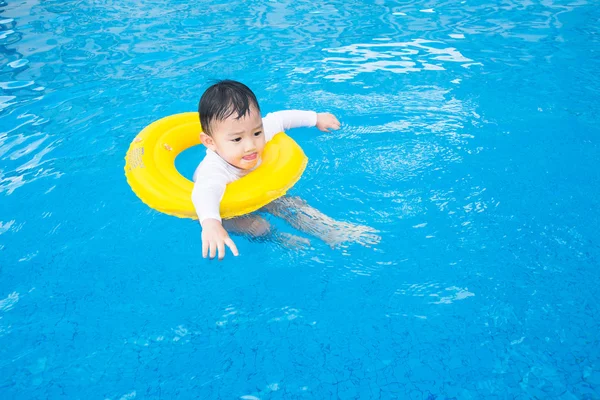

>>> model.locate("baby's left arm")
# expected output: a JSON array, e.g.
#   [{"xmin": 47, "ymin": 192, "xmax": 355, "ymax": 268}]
[
  {"xmin": 315, "ymin": 113, "xmax": 341, "ymax": 132},
  {"xmin": 263, "ymin": 110, "xmax": 341, "ymax": 140}
]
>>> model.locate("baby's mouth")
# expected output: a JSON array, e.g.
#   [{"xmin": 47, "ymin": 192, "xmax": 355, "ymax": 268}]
[{"xmin": 242, "ymin": 152, "xmax": 258, "ymax": 161}]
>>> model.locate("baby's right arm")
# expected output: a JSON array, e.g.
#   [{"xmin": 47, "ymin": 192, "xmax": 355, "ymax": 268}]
[{"xmin": 192, "ymin": 163, "xmax": 239, "ymax": 260}]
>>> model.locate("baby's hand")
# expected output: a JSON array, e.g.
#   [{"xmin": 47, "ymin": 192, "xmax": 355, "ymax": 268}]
[
  {"xmin": 316, "ymin": 113, "xmax": 341, "ymax": 132},
  {"xmin": 201, "ymin": 219, "xmax": 239, "ymax": 260}
]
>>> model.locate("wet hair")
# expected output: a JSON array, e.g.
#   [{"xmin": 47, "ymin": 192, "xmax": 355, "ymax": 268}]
[{"xmin": 198, "ymin": 80, "xmax": 261, "ymax": 135}]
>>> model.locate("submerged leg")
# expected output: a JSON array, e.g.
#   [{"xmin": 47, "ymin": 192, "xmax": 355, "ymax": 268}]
[
  {"xmin": 222, "ymin": 214, "xmax": 311, "ymax": 248},
  {"xmin": 264, "ymin": 196, "xmax": 381, "ymax": 248},
  {"xmin": 223, "ymin": 214, "xmax": 271, "ymax": 237}
]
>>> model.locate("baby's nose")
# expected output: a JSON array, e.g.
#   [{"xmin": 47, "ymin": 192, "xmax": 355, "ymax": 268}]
[{"xmin": 244, "ymin": 140, "xmax": 256, "ymax": 152}]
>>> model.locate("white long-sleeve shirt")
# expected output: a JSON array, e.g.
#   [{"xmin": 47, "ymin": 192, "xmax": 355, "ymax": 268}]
[{"xmin": 192, "ymin": 110, "xmax": 317, "ymax": 223}]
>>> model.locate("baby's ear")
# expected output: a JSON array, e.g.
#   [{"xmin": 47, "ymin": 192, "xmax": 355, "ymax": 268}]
[{"xmin": 200, "ymin": 132, "xmax": 216, "ymax": 150}]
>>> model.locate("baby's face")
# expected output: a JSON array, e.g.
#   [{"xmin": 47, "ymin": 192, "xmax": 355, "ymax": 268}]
[{"xmin": 202, "ymin": 105, "xmax": 266, "ymax": 170}]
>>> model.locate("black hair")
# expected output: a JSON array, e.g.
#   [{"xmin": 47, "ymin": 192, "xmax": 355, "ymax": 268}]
[{"xmin": 198, "ymin": 80, "xmax": 261, "ymax": 135}]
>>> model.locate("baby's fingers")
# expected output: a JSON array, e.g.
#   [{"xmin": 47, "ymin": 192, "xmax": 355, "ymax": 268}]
[
  {"xmin": 209, "ymin": 241, "xmax": 217, "ymax": 259},
  {"xmin": 202, "ymin": 237, "xmax": 209, "ymax": 258},
  {"xmin": 225, "ymin": 237, "xmax": 239, "ymax": 257},
  {"xmin": 325, "ymin": 118, "xmax": 341, "ymax": 132},
  {"xmin": 217, "ymin": 241, "xmax": 226, "ymax": 260},
  {"xmin": 332, "ymin": 116, "xmax": 341, "ymax": 128}
]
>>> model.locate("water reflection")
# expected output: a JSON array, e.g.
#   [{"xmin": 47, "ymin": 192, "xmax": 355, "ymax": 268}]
[{"xmin": 321, "ymin": 39, "xmax": 475, "ymax": 82}]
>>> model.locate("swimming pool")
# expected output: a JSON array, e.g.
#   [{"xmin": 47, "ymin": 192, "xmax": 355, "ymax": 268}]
[{"xmin": 2, "ymin": 0, "xmax": 599, "ymax": 398}]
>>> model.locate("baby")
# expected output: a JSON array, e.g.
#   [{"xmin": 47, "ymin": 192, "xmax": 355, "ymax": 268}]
[{"xmin": 192, "ymin": 80, "xmax": 378, "ymax": 259}]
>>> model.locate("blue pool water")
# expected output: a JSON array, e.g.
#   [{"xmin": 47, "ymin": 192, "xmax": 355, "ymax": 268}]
[{"xmin": 2, "ymin": 0, "xmax": 600, "ymax": 398}]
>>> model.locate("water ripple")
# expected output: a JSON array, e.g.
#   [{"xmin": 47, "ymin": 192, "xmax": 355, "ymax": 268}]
[{"xmin": 321, "ymin": 39, "xmax": 476, "ymax": 82}]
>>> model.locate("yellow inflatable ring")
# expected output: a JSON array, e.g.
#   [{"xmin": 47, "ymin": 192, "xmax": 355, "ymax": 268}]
[{"xmin": 124, "ymin": 112, "xmax": 308, "ymax": 220}]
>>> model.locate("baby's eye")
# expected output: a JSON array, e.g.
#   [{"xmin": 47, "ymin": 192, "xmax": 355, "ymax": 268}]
[
  {"xmin": 254, "ymin": 131, "xmax": 262, "ymax": 137},
  {"xmin": 232, "ymin": 137, "xmax": 242, "ymax": 143}
]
